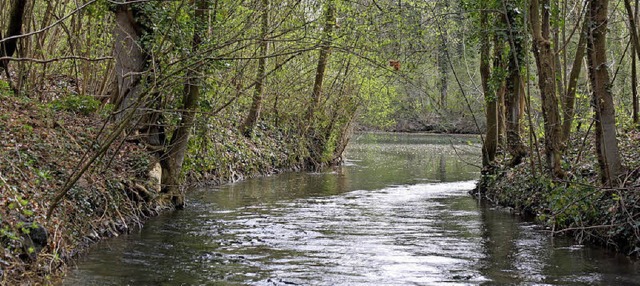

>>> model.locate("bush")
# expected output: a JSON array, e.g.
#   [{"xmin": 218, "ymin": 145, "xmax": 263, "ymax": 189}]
[
  {"xmin": 51, "ymin": 95, "xmax": 101, "ymax": 115},
  {"xmin": 0, "ymin": 80, "xmax": 11, "ymax": 96}
]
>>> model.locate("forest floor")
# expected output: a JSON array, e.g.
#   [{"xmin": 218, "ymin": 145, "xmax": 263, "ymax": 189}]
[
  {"xmin": 0, "ymin": 84, "xmax": 169, "ymax": 285},
  {"xmin": 474, "ymin": 128, "xmax": 640, "ymax": 257},
  {"xmin": 0, "ymin": 83, "xmax": 306, "ymax": 285}
]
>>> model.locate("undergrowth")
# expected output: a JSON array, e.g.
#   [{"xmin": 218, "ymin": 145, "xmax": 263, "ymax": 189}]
[
  {"xmin": 475, "ymin": 130, "xmax": 640, "ymax": 257},
  {"xmin": 0, "ymin": 81, "xmax": 319, "ymax": 284},
  {"xmin": 0, "ymin": 88, "xmax": 163, "ymax": 284}
]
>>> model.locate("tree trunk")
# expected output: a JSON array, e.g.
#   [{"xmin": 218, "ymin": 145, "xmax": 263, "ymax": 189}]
[
  {"xmin": 530, "ymin": 0, "xmax": 564, "ymax": 178},
  {"xmin": 0, "ymin": 0, "xmax": 27, "ymax": 62},
  {"xmin": 480, "ymin": 10, "xmax": 497, "ymax": 167},
  {"xmin": 112, "ymin": 4, "xmax": 149, "ymax": 123},
  {"xmin": 0, "ymin": 0, "xmax": 28, "ymax": 83},
  {"xmin": 587, "ymin": 0, "xmax": 624, "ymax": 185},
  {"xmin": 495, "ymin": 38, "xmax": 507, "ymax": 149},
  {"xmin": 305, "ymin": 0, "xmax": 336, "ymax": 169},
  {"xmin": 504, "ymin": 1, "xmax": 527, "ymax": 166},
  {"xmin": 241, "ymin": 0, "xmax": 269, "ymax": 137},
  {"xmin": 561, "ymin": 19, "xmax": 587, "ymax": 143},
  {"xmin": 626, "ymin": 0, "xmax": 640, "ymax": 125},
  {"xmin": 112, "ymin": 4, "xmax": 165, "ymax": 149},
  {"xmin": 634, "ymin": 42, "xmax": 639, "ymax": 125},
  {"xmin": 307, "ymin": 0, "xmax": 335, "ymax": 122},
  {"xmin": 160, "ymin": 0, "xmax": 207, "ymax": 208},
  {"xmin": 624, "ymin": 0, "xmax": 640, "ymax": 61},
  {"xmin": 438, "ymin": 31, "xmax": 448, "ymax": 109},
  {"xmin": 631, "ymin": 0, "xmax": 640, "ymax": 128},
  {"xmin": 552, "ymin": 1, "xmax": 565, "ymax": 107}
]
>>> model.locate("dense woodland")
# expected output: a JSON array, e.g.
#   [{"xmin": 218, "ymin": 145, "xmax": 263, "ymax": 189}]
[
  {"xmin": 1, "ymin": 0, "xmax": 640, "ymax": 283},
  {"xmin": 473, "ymin": 0, "xmax": 640, "ymax": 258}
]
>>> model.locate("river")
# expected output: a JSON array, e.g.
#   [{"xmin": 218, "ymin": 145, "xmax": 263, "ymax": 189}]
[{"xmin": 64, "ymin": 133, "xmax": 640, "ymax": 285}]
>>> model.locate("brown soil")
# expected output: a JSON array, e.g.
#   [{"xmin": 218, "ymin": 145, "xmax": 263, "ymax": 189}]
[{"xmin": 1, "ymin": 92, "xmax": 164, "ymax": 285}]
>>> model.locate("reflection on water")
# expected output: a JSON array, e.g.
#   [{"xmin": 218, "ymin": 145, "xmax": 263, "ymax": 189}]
[{"xmin": 64, "ymin": 133, "xmax": 640, "ymax": 285}]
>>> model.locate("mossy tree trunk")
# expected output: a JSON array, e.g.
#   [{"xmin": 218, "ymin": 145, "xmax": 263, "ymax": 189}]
[
  {"xmin": 438, "ymin": 24, "xmax": 448, "ymax": 109},
  {"xmin": 586, "ymin": 0, "xmax": 624, "ymax": 185},
  {"xmin": 307, "ymin": 0, "xmax": 336, "ymax": 122},
  {"xmin": 503, "ymin": 0, "xmax": 527, "ymax": 166},
  {"xmin": 111, "ymin": 1, "xmax": 207, "ymax": 208},
  {"xmin": 305, "ymin": 0, "xmax": 336, "ymax": 169},
  {"xmin": 529, "ymin": 0, "xmax": 564, "ymax": 178},
  {"xmin": 112, "ymin": 3, "xmax": 150, "ymax": 123},
  {"xmin": 112, "ymin": 3, "xmax": 165, "ymax": 156},
  {"xmin": 241, "ymin": 0, "xmax": 269, "ymax": 137},
  {"xmin": 160, "ymin": 0, "xmax": 207, "ymax": 208},
  {"xmin": 561, "ymin": 19, "xmax": 587, "ymax": 143},
  {"xmin": 496, "ymin": 37, "xmax": 507, "ymax": 149},
  {"xmin": 480, "ymin": 9, "xmax": 497, "ymax": 167}
]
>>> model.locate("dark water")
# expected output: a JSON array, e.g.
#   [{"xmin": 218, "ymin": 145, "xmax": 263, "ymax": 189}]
[{"xmin": 64, "ymin": 133, "xmax": 639, "ymax": 285}]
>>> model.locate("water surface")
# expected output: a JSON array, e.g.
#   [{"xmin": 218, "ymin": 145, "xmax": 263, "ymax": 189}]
[{"xmin": 64, "ymin": 133, "xmax": 640, "ymax": 285}]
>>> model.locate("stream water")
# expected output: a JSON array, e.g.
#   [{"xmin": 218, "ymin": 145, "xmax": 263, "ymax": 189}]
[{"xmin": 64, "ymin": 133, "xmax": 639, "ymax": 285}]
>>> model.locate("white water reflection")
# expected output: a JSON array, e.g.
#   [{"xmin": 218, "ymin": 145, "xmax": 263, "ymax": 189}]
[
  {"xmin": 64, "ymin": 133, "xmax": 640, "ymax": 286},
  {"xmin": 219, "ymin": 181, "xmax": 483, "ymax": 285}
]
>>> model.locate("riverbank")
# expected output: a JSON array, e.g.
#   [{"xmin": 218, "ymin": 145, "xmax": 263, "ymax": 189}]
[
  {"xmin": 473, "ymin": 130, "xmax": 640, "ymax": 257},
  {"xmin": 0, "ymin": 88, "xmax": 310, "ymax": 284}
]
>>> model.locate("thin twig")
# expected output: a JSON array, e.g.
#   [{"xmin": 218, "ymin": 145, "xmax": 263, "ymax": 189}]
[
  {"xmin": 0, "ymin": 56, "xmax": 113, "ymax": 64},
  {"xmin": 0, "ymin": 0, "xmax": 100, "ymax": 45},
  {"xmin": 552, "ymin": 223, "xmax": 624, "ymax": 235}
]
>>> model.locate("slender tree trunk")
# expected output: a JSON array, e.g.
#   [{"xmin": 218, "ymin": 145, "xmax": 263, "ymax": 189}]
[
  {"xmin": 587, "ymin": 0, "xmax": 623, "ymax": 185},
  {"xmin": 307, "ymin": 0, "xmax": 336, "ymax": 122},
  {"xmin": 495, "ymin": 38, "xmax": 507, "ymax": 149},
  {"xmin": 631, "ymin": 46, "xmax": 638, "ymax": 126},
  {"xmin": 626, "ymin": 0, "xmax": 640, "ymax": 125},
  {"xmin": 241, "ymin": 0, "xmax": 269, "ymax": 137},
  {"xmin": 552, "ymin": 1, "xmax": 565, "ymax": 105},
  {"xmin": 160, "ymin": 0, "xmax": 207, "ymax": 208},
  {"xmin": 438, "ymin": 31, "xmax": 448, "ymax": 109},
  {"xmin": 504, "ymin": 1, "xmax": 527, "ymax": 166},
  {"xmin": 0, "ymin": 0, "xmax": 28, "ymax": 84},
  {"xmin": 480, "ymin": 10, "xmax": 497, "ymax": 167},
  {"xmin": 561, "ymin": 19, "xmax": 587, "ymax": 143},
  {"xmin": 530, "ymin": 0, "xmax": 564, "ymax": 178},
  {"xmin": 305, "ymin": 0, "xmax": 336, "ymax": 169},
  {"xmin": 456, "ymin": 1, "xmax": 465, "ymax": 55},
  {"xmin": 624, "ymin": 0, "xmax": 640, "ymax": 61},
  {"xmin": 634, "ymin": 43, "xmax": 639, "ymax": 125}
]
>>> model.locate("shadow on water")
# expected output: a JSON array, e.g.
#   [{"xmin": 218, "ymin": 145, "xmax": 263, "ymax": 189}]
[
  {"xmin": 478, "ymin": 201, "xmax": 640, "ymax": 286},
  {"xmin": 64, "ymin": 133, "xmax": 640, "ymax": 286}
]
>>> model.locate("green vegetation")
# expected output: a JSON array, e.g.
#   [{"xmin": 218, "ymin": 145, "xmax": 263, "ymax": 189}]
[
  {"xmin": 470, "ymin": 0, "xmax": 640, "ymax": 257},
  {"xmin": 1, "ymin": 0, "xmax": 640, "ymax": 283},
  {"xmin": 50, "ymin": 95, "xmax": 101, "ymax": 116},
  {"xmin": 478, "ymin": 130, "xmax": 640, "ymax": 255},
  {"xmin": 0, "ymin": 88, "xmax": 315, "ymax": 284}
]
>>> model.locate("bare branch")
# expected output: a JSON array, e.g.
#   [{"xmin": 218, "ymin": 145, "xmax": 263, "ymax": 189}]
[
  {"xmin": 0, "ymin": 56, "xmax": 113, "ymax": 64},
  {"xmin": 0, "ymin": 0, "xmax": 99, "ymax": 45}
]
